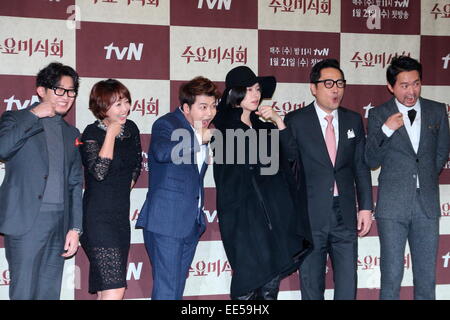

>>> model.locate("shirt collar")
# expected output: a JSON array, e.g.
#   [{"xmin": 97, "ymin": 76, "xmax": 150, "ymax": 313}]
[
  {"xmin": 314, "ymin": 100, "xmax": 338, "ymax": 122},
  {"xmin": 395, "ymin": 98, "xmax": 421, "ymax": 114}
]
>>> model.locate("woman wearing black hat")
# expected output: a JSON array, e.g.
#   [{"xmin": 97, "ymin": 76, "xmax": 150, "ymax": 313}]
[{"xmin": 212, "ymin": 66, "xmax": 312, "ymax": 300}]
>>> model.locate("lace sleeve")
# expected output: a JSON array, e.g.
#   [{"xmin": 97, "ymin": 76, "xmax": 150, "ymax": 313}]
[
  {"xmin": 131, "ymin": 133, "xmax": 142, "ymax": 183},
  {"xmin": 82, "ymin": 140, "xmax": 112, "ymax": 181}
]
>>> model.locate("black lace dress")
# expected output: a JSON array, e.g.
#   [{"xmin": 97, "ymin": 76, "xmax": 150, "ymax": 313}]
[{"xmin": 79, "ymin": 119, "xmax": 142, "ymax": 294}]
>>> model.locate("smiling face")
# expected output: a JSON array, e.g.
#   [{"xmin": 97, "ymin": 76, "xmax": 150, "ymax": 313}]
[
  {"xmin": 310, "ymin": 67, "xmax": 345, "ymax": 114},
  {"xmin": 104, "ymin": 96, "xmax": 131, "ymax": 125},
  {"xmin": 183, "ymin": 94, "xmax": 217, "ymax": 129},
  {"xmin": 37, "ymin": 75, "xmax": 76, "ymax": 116},
  {"xmin": 239, "ymin": 83, "xmax": 261, "ymax": 112},
  {"xmin": 388, "ymin": 70, "xmax": 421, "ymax": 107}
]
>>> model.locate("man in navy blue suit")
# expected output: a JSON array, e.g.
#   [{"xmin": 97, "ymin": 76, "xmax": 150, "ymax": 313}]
[{"xmin": 137, "ymin": 76, "xmax": 220, "ymax": 300}]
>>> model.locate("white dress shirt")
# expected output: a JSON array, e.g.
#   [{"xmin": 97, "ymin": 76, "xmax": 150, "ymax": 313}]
[
  {"xmin": 382, "ymin": 99, "xmax": 421, "ymax": 187},
  {"xmin": 314, "ymin": 101, "xmax": 339, "ymax": 148},
  {"xmin": 192, "ymin": 125, "xmax": 207, "ymax": 208}
]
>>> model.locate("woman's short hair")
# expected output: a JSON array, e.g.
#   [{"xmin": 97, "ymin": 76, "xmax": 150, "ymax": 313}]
[
  {"xmin": 226, "ymin": 86, "xmax": 248, "ymax": 107},
  {"xmin": 179, "ymin": 76, "xmax": 221, "ymax": 108},
  {"xmin": 89, "ymin": 79, "xmax": 131, "ymax": 120}
]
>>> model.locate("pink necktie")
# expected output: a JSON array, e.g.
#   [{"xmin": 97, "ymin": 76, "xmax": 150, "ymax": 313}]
[{"xmin": 325, "ymin": 115, "xmax": 338, "ymax": 195}]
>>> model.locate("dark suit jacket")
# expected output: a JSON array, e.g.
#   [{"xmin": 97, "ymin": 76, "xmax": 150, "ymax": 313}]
[
  {"xmin": 281, "ymin": 103, "xmax": 373, "ymax": 231},
  {"xmin": 365, "ymin": 97, "xmax": 450, "ymax": 219},
  {"xmin": 136, "ymin": 108, "xmax": 207, "ymax": 238},
  {"xmin": 0, "ymin": 103, "xmax": 83, "ymax": 236}
]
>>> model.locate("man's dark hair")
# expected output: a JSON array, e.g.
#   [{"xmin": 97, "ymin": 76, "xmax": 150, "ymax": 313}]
[
  {"xmin": 310, "ymin": 59, "xmax": 345, "ymax": 83},
  {"xmin": 386, "ymin": 55, "xmax": 422, "ymax": 87},
  {"xmin": 36, "ymin": 62, "xmax": 80, "ymax": 92},
  {"xmin": 179, "ymin": 76, "xmax": 221, "ymax": 108}
]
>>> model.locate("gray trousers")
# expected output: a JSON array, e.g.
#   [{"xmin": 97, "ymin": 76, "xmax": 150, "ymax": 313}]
[
  {"xmin": 4, "ymin": 210, "xmax": 65, "ymax": 300},
  {"xmin": 300, "ymin": 197, "xmax": 358, "ymax": 300},
  {"xmin": 377, "ymin": 189, "xmax": 440, "ymax": 300}
]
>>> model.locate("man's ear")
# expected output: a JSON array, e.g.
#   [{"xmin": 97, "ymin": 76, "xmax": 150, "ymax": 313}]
[
  {"xmin": 309, "ymin": 83, "xmax": 317, "ymax": 97},
  {"xmin": 387, "ymin": 83, "xmax": 394, "ymax": 95},
  {"xmin": 36, "ymin": 86, "xmax": 47, "ymax": 99},
  {"xmin": 182, "ymin": 103, "xmax": 190, "ymax": 113}
]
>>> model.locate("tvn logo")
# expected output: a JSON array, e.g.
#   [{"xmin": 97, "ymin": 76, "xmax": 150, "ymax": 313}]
[
  {"xmin": 104, "ymin": 43, "xmax": 144, "ymax": 61},
  {"xmin": 442, "ymin": 54, "xmax": 450, "ymax": 70},
  {"xmin": 198, "ymin": 0, "xmax": 232, "ymax": 10},
  {"xmin": 126, "ymin": 262, "xmax": 143, "ymax": 281},
  {"xmin": 3, "ymin": 95, "xmax": 39, "ymax": 111},
  {"xmin": 394, "ymin": 0, "xmax": 409, "ymax": 7}
]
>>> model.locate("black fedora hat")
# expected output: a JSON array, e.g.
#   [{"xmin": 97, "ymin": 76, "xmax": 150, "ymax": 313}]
[{"xmin": 224, "ymin": 66, "xmax": 276, "ymax": 99}]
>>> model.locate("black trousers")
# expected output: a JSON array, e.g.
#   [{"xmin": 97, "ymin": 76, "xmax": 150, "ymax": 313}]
[
  {"xmin": 232, "ymin": 274, "xmax": 281, "ymax": 300},
  {"xmin": 299, "ymin": 197, "xmax": 358, "ymax": 300}
]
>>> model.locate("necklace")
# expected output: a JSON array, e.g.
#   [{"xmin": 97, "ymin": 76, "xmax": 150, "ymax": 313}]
[{"xmin": 97, "ymin": 120, "xmax": 125, "ymax": 139}]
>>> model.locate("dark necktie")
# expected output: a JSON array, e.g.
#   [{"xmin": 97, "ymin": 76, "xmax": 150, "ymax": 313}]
[{"xmin": 408, "ymin": 109, "xmax": 417, "ymax": 125}]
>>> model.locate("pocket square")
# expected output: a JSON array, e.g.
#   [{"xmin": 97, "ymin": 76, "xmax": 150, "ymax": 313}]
[{"xmin": 347, "ymin": 129, "xmax": 355, "ymax": 139}]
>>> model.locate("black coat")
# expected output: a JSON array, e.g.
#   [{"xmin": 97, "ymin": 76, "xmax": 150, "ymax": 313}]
[{"xmin": 212, "ymin": 107, "xmax": 312, "ymax": 297}]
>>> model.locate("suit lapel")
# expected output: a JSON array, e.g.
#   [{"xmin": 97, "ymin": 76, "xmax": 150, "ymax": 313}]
[
  {"xmin": 417, "ymin": 98, "xmax": 428, "ymax": 156},
  {"xmin": 335, "ymin": 107, "xmax": 346, "ymax": 167},
  {"xmin": 174, "ymin": 108, "xmax": 201, "ymax": 175},
  {"xmin": 389, "ymin": 99, "xmax": 416, "ymax": 155}
]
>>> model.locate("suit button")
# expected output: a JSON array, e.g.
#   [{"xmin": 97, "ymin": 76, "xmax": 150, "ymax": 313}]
[
  {"xmin": 416, "ymin": 159, "xmax": 419, "ymax": 163},
  {"xmin": 413, "ymin": 174, "xmax": 417, "ymax": 179},
  {"xmin": 38, "ymin": 195, "xmax": 42, "ymax": 200},
  {"xmin": 330, "ymin": 187, "xmax": 333, "ymax": 192},
  {"xmin": 196, "ymin": 196, "xmax": 200, "ymax": 200},
  {"xmin": 44, "ymin": 175, "xmax": 48, "ymax": 180}
]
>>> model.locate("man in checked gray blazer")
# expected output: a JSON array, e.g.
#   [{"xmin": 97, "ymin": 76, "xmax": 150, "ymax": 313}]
[
  {"xmin": 366, "ymin": 56, "xmax": 450, "ymax": 300},
  {"xmin": 0, "ymin": 63, "xmax": 83, "ymax": 299}
]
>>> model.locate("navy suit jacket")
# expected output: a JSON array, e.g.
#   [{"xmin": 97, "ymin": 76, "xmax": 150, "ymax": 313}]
[{"xmin": 136, "ymin": 108, "xmax": 208, "ymax": 238}]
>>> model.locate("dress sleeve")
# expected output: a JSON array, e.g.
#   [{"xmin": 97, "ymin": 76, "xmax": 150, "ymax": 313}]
[
  {"xmin": 80, "ymin": 125, "xmax": 112, "ymax": 181},
  {"xmin": 131, "ymin": 128, "xmax": 142, "ymax": 183}
]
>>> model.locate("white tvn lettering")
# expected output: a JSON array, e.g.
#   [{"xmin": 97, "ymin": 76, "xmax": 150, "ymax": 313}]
[
  {"xmin": 4, "ymin": 95, "xmax": 39, "ymax": 111},
  {"xmin": 204, "ymin": 209, "xmax": 218, "ymax": 223},
  {"xmin": 442, "ymin": 54, "xmax": 450, "ymax": 70},
  {"xmin": 126, "ymin": 262, "xmax": 143, "ymax": 280},
  {"xmin": 394, "ymin": 0, "xmax": 409, "ymax": 8},
  {"xmin": 442, "ymin": 252, "xmax": 450, "ymax": 268},
  {"xmin": 104, "ymin": 43, "xmax": 144, "ymax": 61},
  {"xmin": 197, "ymin": 0, "xmax": 232, "ymax": 10}
]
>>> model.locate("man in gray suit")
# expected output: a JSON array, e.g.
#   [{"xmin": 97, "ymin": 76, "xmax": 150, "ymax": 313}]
[
  {"xmin": 366, "ymin": 56, "xmax": 450, "ymax": 300},
  {"xmin": 0, "ymin": 62, "xmax": 83, "ymax": 300}
]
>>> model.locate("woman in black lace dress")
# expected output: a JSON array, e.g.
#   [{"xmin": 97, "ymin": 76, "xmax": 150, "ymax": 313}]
[{"xmin": 79, "ymin": 79, "xmax": 142, "ymax": 300}]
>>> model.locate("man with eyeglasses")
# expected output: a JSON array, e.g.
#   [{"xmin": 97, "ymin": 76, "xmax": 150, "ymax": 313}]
[
  {"xmin": 0, "ymin": 62, "xmax": 83, "ymax": 299},
  {"xmin": 365, "ymin": 56, "xmax": 449, "ymax": 300},
  {"xmin": 280, "ymin": 59, "xmax": 373, "ymax": 299}
]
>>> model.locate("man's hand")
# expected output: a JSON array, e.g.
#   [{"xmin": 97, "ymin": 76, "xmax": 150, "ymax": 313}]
[
  {"xmin": 357, "ymin": 210, "xmax": 373, "ymax": 237},
  {"xmin": 61, "ymin": 230, "xmax": 80, "ymax": 258},
  {"xmin": 384, "ymin": 112, "xmax": 404, "ymax": 131},
  {"xmin": 200, "ymin": 128, "xmax": 213, "ymax": 145},
  {"xmin": 30, "ymin": 102, "xmax": 57, "ymax": 118}
]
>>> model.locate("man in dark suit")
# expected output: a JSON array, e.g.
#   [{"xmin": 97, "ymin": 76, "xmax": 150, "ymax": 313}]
[
  {"xmin": 0, "ymin": 62, "xmax": 83, "ymax": 299},
  {"xmin": 137, "ymin": 76, "xmax": 220, "ymax": 300},
  {"xmin": 365, "ymin": 56, "xmax": 450, "ymax": 300},
  {"xmin": 281, "ymin": 59, "xmax": 373, "ymax": 299}
]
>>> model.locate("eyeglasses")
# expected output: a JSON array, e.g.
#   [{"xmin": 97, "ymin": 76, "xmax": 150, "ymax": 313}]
[
  {"xmin": 313, "ymin": 79, "xmax": 346, "ymax": 89},
  {"xmin": 51, "ymin": 86, "xmax": 77, "ymax": 98}
]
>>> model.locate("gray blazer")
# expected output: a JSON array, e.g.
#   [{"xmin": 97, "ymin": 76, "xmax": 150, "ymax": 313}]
[
  {"xmin": 0, "ymin": 103, "xmax": 83, "ymax": 236},
  {"xmin": 365, "ymin": 97, "xmax": 450, "ymax": 219}
]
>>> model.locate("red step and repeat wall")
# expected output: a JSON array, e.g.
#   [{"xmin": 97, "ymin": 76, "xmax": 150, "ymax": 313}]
[{"xmin": 0, "ymin": 0, "xmax": 449, "ymax": 300}]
